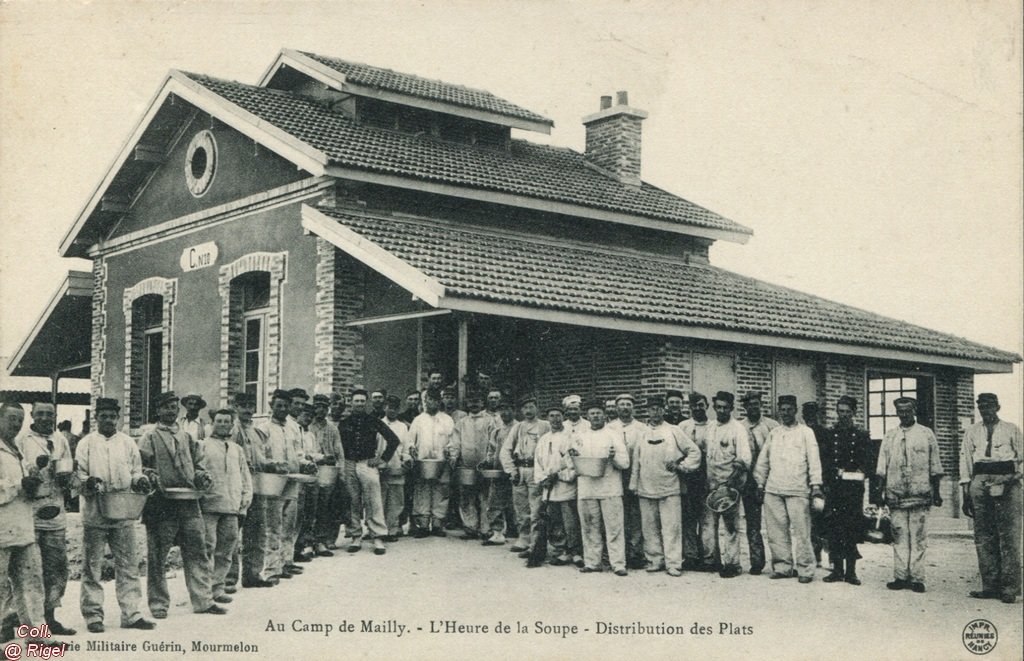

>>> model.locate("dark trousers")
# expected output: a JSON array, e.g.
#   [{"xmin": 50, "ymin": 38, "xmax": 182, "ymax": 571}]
[
  {"xmin": 825, "ymin": 481, "xmax": 864, "ymax": 563},
  {"xmin": 145, "ymin": 508, "xmax": 213, "ymax": 614},
  {"xmin": 35, "ymin": 528, "xmax": 69, "ymax": 612},
  {"xmin": 680, "ymin": 487, "xmax": 705, "ymax": 564},
  {"xmin": 741, "ymin": 490, "xmax": 766, "ymax": 572}
]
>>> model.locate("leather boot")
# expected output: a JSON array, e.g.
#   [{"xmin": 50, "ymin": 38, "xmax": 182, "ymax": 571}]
[
  {"xmin": 823, "ymin": 559, "xmax": 844, "ymax": 583},
  {"xmin": 844, "ymin": 559, "xmax": 861, "ymax": 585},
  {"xmin": 45, "ymin": 609, "xmax": 77, "ymax": 636}
]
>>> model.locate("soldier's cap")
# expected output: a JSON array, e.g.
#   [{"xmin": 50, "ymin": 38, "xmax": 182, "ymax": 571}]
[
  {"xmin": 713, "ymin": 391, "xmax": 735, "ymax": 406},
  {"xmin": 647, "ymin": 396, "xmax": 665, "ymax": 409},
  {"xmin": 94, "ymin": 397, "xmax": 121, "ymax": 413},
  {"xmin": 741, "ymin": 390, "xmax": 764, "ymax": 403},
  {"xmin": 837, "ymin": 395, "xmax": 858, "ymax": 410},
  {"xmin": 385, "ymin": 395, "xmax": 402, "ymax": 408},
  {"xmin": 893, "ymin": 396, "xmax": 917, "ymax": 408},
  {"xmin": 776, "ymin": 395, "xmax": 798, "ymax": 407},
  {"xmin": 424, "ymin": 387, "xmax": 443, "ymax": 401},
  {"xmin": 497, "ymin": 398, "xmax": 514, "ymax": 409},
  {"xmin": 464, "ymin": 390, "xmax": 483, "ymax": 402},
  {"xmin": 977, "ymin": 393, "xmax": 999, "ymax": 406},
  {"xmin": 180, "ymin": 393, "xmax": 207, "ymax": 408},
  {"xmin": 312, "ymin": 394, "xmax": 331, "ymax": 406},
  {"xmin": 587, "ymin": 399, "xmax": 606, "ymax": 412},
  {"xmin": 802, "ymin": 401, "xmax": 820, "ymax": 414},
  {"xmin": 288, "ymin": 388, "xmax": 310, "ymax": 402},
  {"xmin": 350, "ymin": 388, "xmax": 369, "ymax": 399},
  {"xmin": 406, "ymin": 389, "xmax": 422, "ymax": 398},
  {"xmin": 270, "ymin": 389, "xmax": 292, "ymax": 402},
  {"xmin": 615, "ymin": 393, "xmax": 635, "ymax": 404},
  {"xmin": 370, "ymin": 389, "xmax": 386, "ymax": 398},
  {"xmin": 442, "ymin": 385, "xmax": 458, "ymax": 396},
  {"xmin": 665, "ymin": 389, "xmax": 684, "ymax": 400},
  {"xmin": 603, "ymin": 399, "xmax": 618, "ymax": 408},
  {"xmin": 232, "ymin": 392, "xmax": 256, "ymax": 407},
  {"xmin": 688, "ymin": 391, "xmax": 708, "ymax": 405},
  {"xmin": 300, "ymin": 402, "xmax": 316, "ymax": 413},
  {"xmin": 517, "ymin": 394, "xmax": 537, "ymax": 407},
  {"xmin": 155, "ymin": 391, "xmax": 179, "ymax": 408},
  {"xmin": 562, "ymin": 394, "xmax": 582, "ymax": 407},
  {"xmin": 545, "ymin": 404, "xmax": 564, "ymax": 415}
]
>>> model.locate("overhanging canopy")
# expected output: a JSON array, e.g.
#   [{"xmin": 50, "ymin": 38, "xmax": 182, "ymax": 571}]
[
  {"xmin": 302, "ymin": 204, "xmax": 1020, "ymax": 374},
  {"xmin": 7, "ymin": 271, "xmax": 92, "ymax": 379}
]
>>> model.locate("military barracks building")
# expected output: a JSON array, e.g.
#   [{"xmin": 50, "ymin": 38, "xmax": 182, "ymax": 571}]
[{"xmin": 9, "ymin": 49, "xmax": 1019, "ymax": 512}]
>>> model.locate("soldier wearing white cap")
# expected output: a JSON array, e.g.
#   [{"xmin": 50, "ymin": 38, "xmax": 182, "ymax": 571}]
[
  {"xmin": 571, "ymin": 400, "xmax": 630, "ymax": 575},
  {"xmin": 562, "ymin": 395, "xmax": 590, "ymax": 444},
  {"xmin": 608, "ymin": 393, "xmax": 646, "ymax": 569}
]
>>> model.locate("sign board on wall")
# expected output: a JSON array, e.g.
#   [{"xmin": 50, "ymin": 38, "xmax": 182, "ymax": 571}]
[{"xmin": 180, "ymin": 242, "xmax": 218, "ymax": 272}]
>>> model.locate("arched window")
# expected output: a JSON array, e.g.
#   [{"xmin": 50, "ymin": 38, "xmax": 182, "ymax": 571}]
[
  {"xmin": 218, "ymin": 252, "xmax": 286, "ymax": 413},
  {"xmin": 123, "ymin": 277, "xmax": 176, "ymax": 430}
]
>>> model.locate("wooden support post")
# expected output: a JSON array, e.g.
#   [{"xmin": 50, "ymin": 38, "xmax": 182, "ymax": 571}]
[
  {"xmin": 416, "ymin": 318, "xmax": 424, "ymax": 390},
  {"xmin": 50, "ymin": 370, "xmax": 60, "ymax": 415},
  {"xmin": 457, "ymin": 317, "xmax": 469, "ymax": 403}
]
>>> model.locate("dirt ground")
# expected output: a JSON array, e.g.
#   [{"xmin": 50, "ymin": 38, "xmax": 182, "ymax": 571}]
[{"xmin": 24, "ymin": 515, "xmax": 1023, "ymax": 661}]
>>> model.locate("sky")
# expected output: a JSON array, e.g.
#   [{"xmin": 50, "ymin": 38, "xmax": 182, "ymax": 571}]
[{"xmin": 1, "ymin": 0, "xmax": 1021, "ymax": 425}]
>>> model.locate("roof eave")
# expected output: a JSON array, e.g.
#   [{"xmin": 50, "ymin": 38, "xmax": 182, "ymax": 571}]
[
  {"xmin": 437, "ymin": 297, "xmax": 1018, "ymax": 373},
  {"xmin": 59, "ymin": 70, "xmax": 331, "ymax": 258},
  {"xmin": 263, "ymin": 49, "xmax": 553, "ymax": 134},
  {"xmin": 7, "ymin": 270, "xmax": 93, "ymax": 377},
  {"xmin": 322, "ymin": 164, "xmax": 751, "ymax": 244}
]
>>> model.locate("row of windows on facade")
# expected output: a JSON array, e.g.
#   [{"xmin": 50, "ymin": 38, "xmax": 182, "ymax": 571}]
[{"xmin": 131, "ymin": 272, "xmax": 270, "ymax": 425}]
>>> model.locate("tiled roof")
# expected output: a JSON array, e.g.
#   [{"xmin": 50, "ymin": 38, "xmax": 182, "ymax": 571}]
[
  {"xmin": 313, "ymin": 207, "xmax": 1020, "ymax": 365},
  {"xmin": 298, "ymin": 51, "xmax": 552, "ymax": 125},
  {"xmin": 183, "ymin": 73, "xmax": 751, "ymax": 237}
]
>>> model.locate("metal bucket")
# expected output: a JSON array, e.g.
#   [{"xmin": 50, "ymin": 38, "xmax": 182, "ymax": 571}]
[
  {"xmin": 417, "ymin": 459, "xmax": 445, "ymax": 480},
  {"xmin": 54, "ymin": 458, "xmax": 74, "ymax": 476},
  {"xmin": 478, "ymin": 468, "xmax": 505, "ymax": 480},
  {"xmin": 98, "ymin": 491, "xmax": 148, "ymax": 520},
  {"xmin": 456, "ymin": 466, "xmax": 478, "ymax": 486},
  {"xmin": 571, "ymin": 456, "xmax": 609, "ymax": 478},
  {"xmin": 316, "ymin": 465, "xmax": 340, "ymax": 487},
  {"xmin": 253, "ymin": 472, "xmax": 288, "ymax": 497}
]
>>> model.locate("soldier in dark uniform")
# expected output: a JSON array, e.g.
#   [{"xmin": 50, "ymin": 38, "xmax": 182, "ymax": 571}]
[
  {"xmin": 802, "ymin": 401, "xmax": 828, "ymax": 566},
  {"xmin": 820, "ymin": 395, "xmax": 872, "ymax": 585}
]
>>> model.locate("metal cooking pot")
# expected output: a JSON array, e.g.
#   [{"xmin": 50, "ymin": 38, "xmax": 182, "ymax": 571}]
[
  {"xmin": 316, "ymin": 465, "xmax": 340, "ymax": 487},
  {"xmin": 417, "ymin": 459, "xmax": 445, "ymax": 480},
  {"xmin": 252, "ymin": 472, "xmax": 288, "ymax": 497},
  {"xmin": 98, "ymin": 491, "xmax": 148, "ymax": 520}
]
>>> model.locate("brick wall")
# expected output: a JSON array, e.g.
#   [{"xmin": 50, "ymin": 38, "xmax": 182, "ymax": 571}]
[
  {"xmin": 90, "ymin": 258, "xmax": 108, "ymax": 410},
  {"xmin": 639, "ymin": 337, "xmax": 692, "ymax": 413},
  {"xmin": 584, "ymin": 113, "xmax": 643, "ymax": 185},
  {"xmin": 329, "ymin": 251, "xmax": 366, "ymax": 392},
  {"xmin": 735, "ymin": 349, "xmax": 774, "ymax": 418}
]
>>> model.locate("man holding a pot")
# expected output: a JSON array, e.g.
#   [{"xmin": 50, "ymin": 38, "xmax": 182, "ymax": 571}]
[
  {"xmin": 408, "ymin": 388, "xmax": 457, "ymax": 537},
  {"xmin": 74, "ymin": 397, "xmax": 155, "ymax": 632},
  {"xmin": 15, "ymin": 401, "xmax": 75, "ymax": 635},
  {"xmin": 452, "ymin": 391, "xmax": 496, "ymax": 540},
  {"xmin": 138, "ymin": 391, "xmax": 223, "ymax": 618},
  {"xmin": 570, "ymin": 400, "xmax": 630, "ymax": 576}
]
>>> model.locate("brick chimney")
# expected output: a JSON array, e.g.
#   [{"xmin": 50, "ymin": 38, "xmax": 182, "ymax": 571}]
[{"xmin": 582, "ymin": 91, "xmax": 648, "ymax": 186}]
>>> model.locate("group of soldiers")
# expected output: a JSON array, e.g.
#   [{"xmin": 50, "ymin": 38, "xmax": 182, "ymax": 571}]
[{"xmin": 1, "ymin": 376, "xmax": 1020, "ymax": 646}]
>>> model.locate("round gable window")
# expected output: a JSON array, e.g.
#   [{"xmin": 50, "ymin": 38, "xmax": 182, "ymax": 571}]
[{"xmin": 185, "ymin": 130, "xmax": 217, "ymax": 197}]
